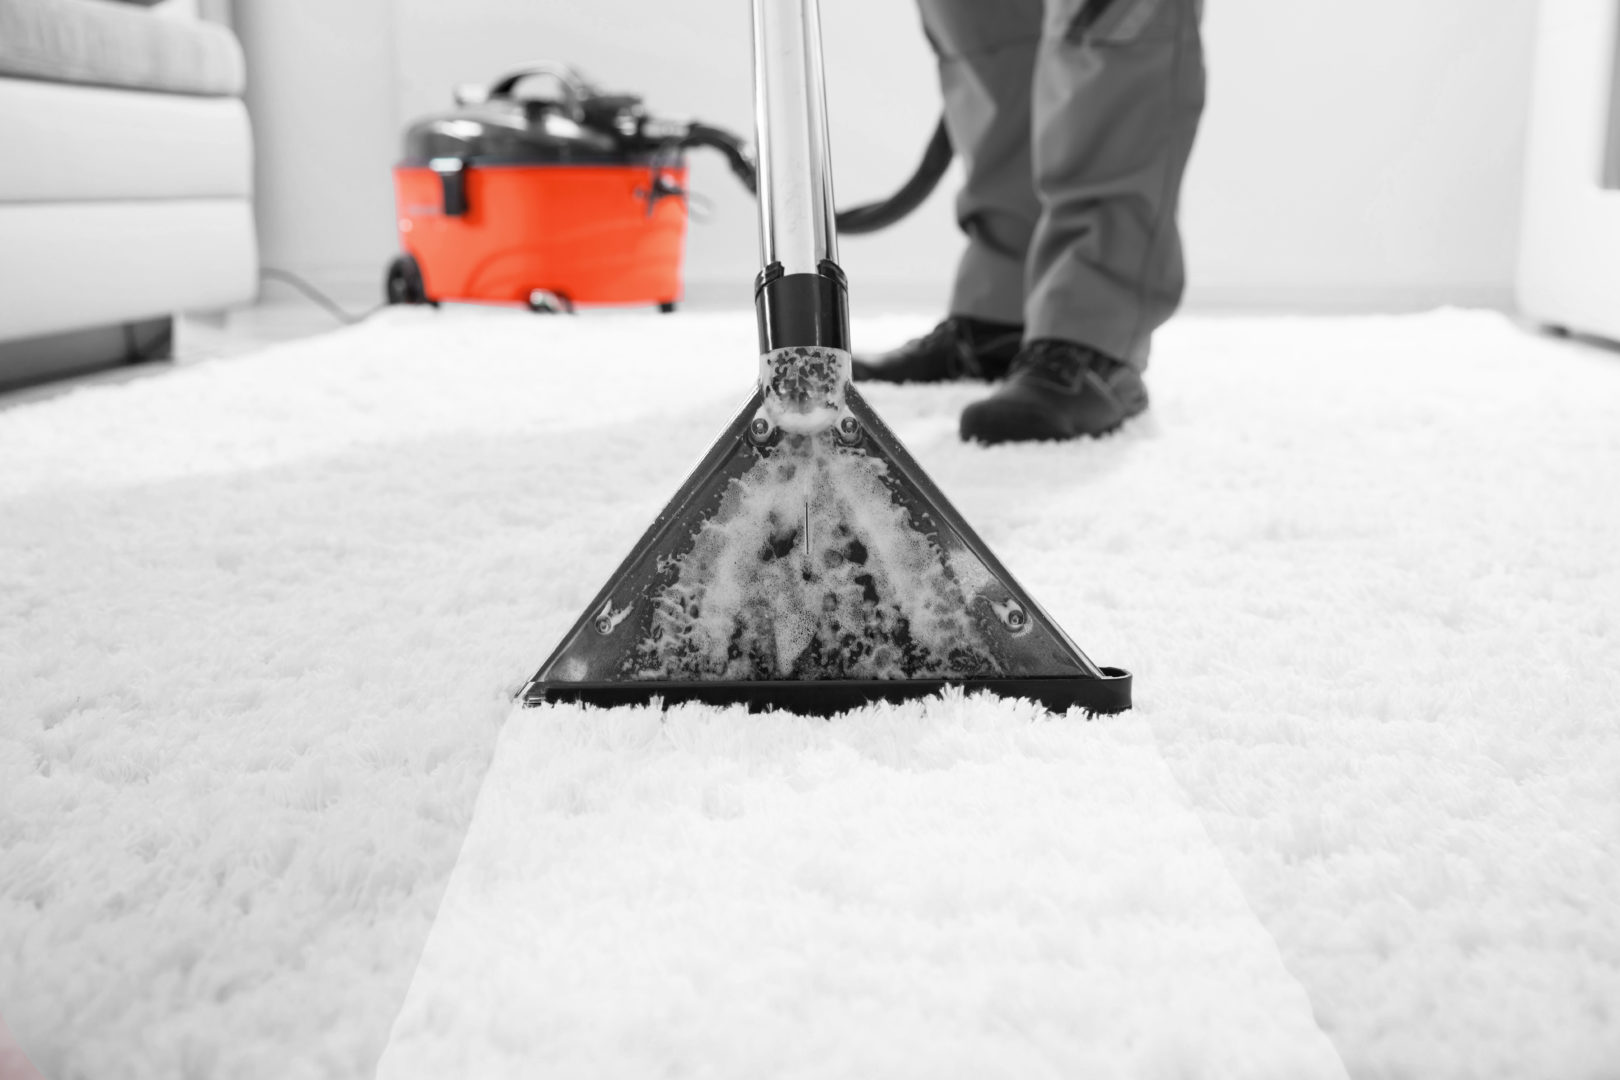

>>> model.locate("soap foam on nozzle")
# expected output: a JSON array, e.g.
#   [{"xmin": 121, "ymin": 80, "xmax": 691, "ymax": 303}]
[{"xmin": 627, "ymin": 432, "xmax": 998, "ymax": 681}]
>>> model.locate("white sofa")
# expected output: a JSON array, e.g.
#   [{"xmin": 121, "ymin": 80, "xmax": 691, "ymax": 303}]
[
  {"xmin": 1516, "ymin": 0, "xmax": 1620, "ymax": 344},
  {"xmin": 0, "ymin": 0, "xmax": 256, "ymax": 388}
]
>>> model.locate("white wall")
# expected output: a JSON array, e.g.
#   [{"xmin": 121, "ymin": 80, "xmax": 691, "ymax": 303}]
[
  {"xmin": 237, "ymin": 0, "xmax": 1540, "ymax": 311},
  {"xmin": 234, "ymin": 0, "xmax": 402, "ymax": 288},
  {"xmin": 1184, "ymin": 0, "xmax": 1538, "ymax": 310}
]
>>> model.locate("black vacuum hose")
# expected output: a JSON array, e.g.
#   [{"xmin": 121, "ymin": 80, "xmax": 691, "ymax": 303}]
[
  {"xmin": 832, "ymin": 117, "xmax": 952, "ymax": 234},
  {"xmin": 673, "ymin": 116, "xmax": 953, "ymax": 235}
]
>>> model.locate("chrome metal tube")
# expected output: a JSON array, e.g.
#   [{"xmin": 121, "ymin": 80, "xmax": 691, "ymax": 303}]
[{"xmin": 749, "ymin": 0, "xmax": 839, "ymax": 274}]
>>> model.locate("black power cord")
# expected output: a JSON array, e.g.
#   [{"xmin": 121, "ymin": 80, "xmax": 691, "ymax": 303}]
[{"xmin": 259, "ymin": 267, "xmax": 388, "ymax": 325}]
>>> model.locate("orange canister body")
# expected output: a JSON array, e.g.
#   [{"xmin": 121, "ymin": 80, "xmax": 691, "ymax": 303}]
[{"xmin": 392, "ymin": 161, "xmax": 688, "ymax": 309}]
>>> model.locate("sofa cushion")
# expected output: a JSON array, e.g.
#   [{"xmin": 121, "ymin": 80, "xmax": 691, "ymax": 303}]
[
  {"xmin": 0, "ymin": 0, "xmax": 243, "ymax": 95},
  {"xmin": 0, "ymin": 76, "xmax": 252, "ymax": 202}
]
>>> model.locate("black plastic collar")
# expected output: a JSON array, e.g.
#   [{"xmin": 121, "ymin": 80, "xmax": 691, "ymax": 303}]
[{"xmin": 754, "ymin": 260, "xmax": 850, "ymax": 354}]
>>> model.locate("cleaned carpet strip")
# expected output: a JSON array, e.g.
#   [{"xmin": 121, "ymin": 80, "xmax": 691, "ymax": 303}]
[{"xmin": 377, "ymin": 699, "xmax": 1346, "ymax": 1079}]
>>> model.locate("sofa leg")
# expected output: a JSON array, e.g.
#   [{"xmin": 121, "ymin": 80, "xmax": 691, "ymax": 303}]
[{"xmin": 122, "ymin": 316, "xmax": 174, "ymax": 363}]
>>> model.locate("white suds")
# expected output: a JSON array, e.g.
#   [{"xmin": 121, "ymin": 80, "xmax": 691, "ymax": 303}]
[{"xmin": 629, "ymin": 432, "xmax": 998, "ymax": 680}]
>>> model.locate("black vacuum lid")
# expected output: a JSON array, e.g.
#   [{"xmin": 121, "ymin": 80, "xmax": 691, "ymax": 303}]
[{"xmin": 399, "ymin": 64, "xmax": 678, "ymax": 166}]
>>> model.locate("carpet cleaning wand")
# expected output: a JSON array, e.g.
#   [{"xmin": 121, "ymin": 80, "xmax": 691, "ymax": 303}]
[{"xmin": 520, "ymin": 0, "xmax": 1130, "ymax": 715}]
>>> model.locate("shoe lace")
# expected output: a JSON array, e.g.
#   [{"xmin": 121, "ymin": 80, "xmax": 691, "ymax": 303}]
[
  {"xmin": 910, "ymin": 317, "xmax": 964, "ymax": 351},
  {"xmin": 902, "ymin": 318, "xmax": 979, "ymax": 377},
  {"xmin": 1009, "ymin": 339, "xmax": 1090, "ymax": 388}
]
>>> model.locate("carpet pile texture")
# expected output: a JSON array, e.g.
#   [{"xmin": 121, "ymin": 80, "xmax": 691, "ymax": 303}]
[{"xmin": 2, "ymin": 308, "xmax": 1617, "ymax": 1078}]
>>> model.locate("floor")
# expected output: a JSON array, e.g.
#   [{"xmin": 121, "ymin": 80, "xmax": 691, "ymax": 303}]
[
  {"xmin": 7, "ymin": 302, "xmax": 1584, "ymax": 419},
  {"xmin": 0, "ymin": 293, "xmax": 375, "ymax": 412},
  {"xmin": 5, "ymin": 305, "xmax": 1618, "ymax": 1079},
  {"xmin": 0, "ymin": 281, "xmax": 768, "ymax": 411}
]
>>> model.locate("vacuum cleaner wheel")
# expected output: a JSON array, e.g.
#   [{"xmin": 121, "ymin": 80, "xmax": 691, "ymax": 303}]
[{"xmin": 385, "ymin": 254, "xmax": 428, "ymax": 305}]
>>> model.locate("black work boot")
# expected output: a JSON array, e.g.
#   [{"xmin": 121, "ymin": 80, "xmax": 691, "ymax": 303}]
[
  {"xmin": 959, "ymin": 339, "xmax": 1149, "ymax": 444},
  {"xmin": 851, "ymin": 316, "xmax": 1023, "ymax": 383}
]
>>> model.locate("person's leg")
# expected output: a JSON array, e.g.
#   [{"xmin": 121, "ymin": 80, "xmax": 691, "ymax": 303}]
[
  {"xmin": 851, "ymin": 0, "xmax": 1041, "ymax": 384},
  {"xmin": 924, "ymin": 0, "xmax": 1045, "ymax": 328},
  {"xmin": 1025, "ymin": 0, "xmax": 1206, "ymax": 369},
  {"xmin": 959, "ymin": 0, "xmax": 1204, "ymax": 443}
]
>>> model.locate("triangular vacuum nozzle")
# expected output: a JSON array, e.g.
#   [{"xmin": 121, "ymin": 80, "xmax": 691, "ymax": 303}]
[{"xmin": 521, "ymin": 351, "xmax": 1130, "ymax": 716}]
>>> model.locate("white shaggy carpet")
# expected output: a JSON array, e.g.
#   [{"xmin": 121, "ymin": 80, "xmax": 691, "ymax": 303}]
[{"xmin": 2, "ymin": 307, "xmax": 1618, "ymax": 1079}]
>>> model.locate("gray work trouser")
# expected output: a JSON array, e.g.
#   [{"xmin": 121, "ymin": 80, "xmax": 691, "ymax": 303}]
[{"xmin": 919, "ymin": 0, "xmax": 1205, "ymax": 369}]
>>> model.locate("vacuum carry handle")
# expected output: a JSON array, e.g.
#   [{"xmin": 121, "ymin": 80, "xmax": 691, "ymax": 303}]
[{"xmin": 463, "ymin": 63, "xmax": 591, "ymax": 117}]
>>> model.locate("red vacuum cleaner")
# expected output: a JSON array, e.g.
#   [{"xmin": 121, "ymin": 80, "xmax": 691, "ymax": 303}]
[
  {"xmin": 386, "ymin": 63, "xmax": 952, "ymax": 313},
  {"xmin": 519, "ymin": 0, "xmax": 1130, "ymax": 716}
]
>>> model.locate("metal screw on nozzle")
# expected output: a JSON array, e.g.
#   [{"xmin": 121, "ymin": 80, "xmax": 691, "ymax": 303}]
[
  {"xmin": 749, "ymin": 416, "xmax": 774, "ymax": 443},
  {"xmin": 836, "ymin": 415, "xmax": 861, "ymax": 443},
  {"xmin": 991, "ymin": 598, "xmax": 1030, "ymax": 633}
]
